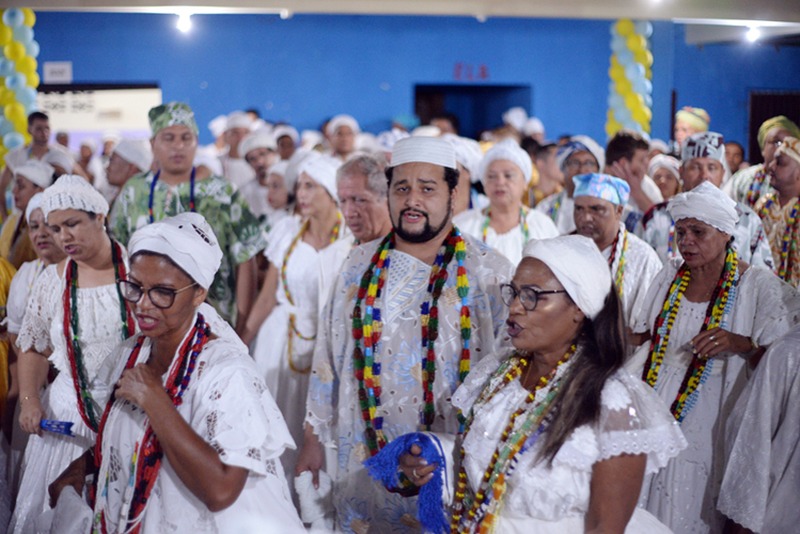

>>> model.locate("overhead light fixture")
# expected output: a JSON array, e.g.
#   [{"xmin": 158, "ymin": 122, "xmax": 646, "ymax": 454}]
[
  {"xmin": 176, "ymin": 12, "xmax": 192, "ymax": 33},
  {"xmin": 280, "ymin": 9, "xmax": 292, "ymax": 19},
  {"xmin": 745, "ymin": 26, "xmax": 761, "ymax": 42}
]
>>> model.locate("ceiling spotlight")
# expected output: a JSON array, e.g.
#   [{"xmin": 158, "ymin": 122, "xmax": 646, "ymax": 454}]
[
  {"xmin": 280, "ymin": 9, "xmax": 292, "ymax": 20},
  {"xmin": 176, "ymin": 12, "xmax": 192, "ymax": 33},
  {"xmin": 745, "ymin": 26, "xmax": 761, "ymax": 42}
]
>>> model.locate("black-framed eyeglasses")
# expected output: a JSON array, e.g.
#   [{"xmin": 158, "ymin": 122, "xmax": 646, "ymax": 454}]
[
  {"xmin": 500, "ymin": 283, "xmax": 567, "ymax": 312},
  {"xmin": 118, "ymin": 280, "xmax": 197, "ymax": 309}
]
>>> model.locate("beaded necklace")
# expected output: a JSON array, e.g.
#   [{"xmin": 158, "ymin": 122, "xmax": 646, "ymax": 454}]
[
  {"xmin": 642, "ymin": 247, "xmax": 739, "ymax": 422},
  {"xmin": 480, "ymin": 206, "xmax": 530, "ymax": 244},
  {"xmin": 92, "ymin": 313, "xmax": 210, "ymax": 534},
  {"xmin": 546, "ymin": 192, "xmax": 563, "ymax": 222},
  {"xmin": 759, "ymin": 193, "xmax": 800, "ymax": 282},
  {"xmin": 450, "ymin": 345, "xmax": 576, "ymax": 534},
  {"xmin": 280, "ymin": 212, "xmax": 342, "ymax": 373},
  {"xmin": 63, "ymin": 239, "xmax": 135, "ymax": 432},
  {"xmin": 607, "ymin": 225, "xmax": 628, "ymax": 299},
  {"xmin": 352, "ymin": 228, "xmax": 470, "ymax": 458},
  {"xmin": 148, "ymin": 168, "xmax": 197, "ymax": 223},
  {"xmin": 745, "ymin": 168, "xmax": 769, "ymax": 209}
]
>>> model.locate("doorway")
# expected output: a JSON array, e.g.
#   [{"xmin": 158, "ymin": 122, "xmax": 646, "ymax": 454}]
[{"xmin": 748, "ymin": 91, "xmax": 800, "ymax": 164}]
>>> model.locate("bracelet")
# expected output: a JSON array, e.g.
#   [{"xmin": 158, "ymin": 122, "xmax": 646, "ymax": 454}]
[{"xmin": 21, "ymin": 394, "xmax": 39, "ymax": 403}]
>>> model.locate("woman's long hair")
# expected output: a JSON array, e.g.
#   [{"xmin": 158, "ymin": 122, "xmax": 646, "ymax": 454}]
[{"xmin": 536, "ymin": 288, "xmax": 627, "ymax": 463}]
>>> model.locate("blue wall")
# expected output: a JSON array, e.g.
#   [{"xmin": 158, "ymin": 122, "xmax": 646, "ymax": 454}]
[{"xmin": 32, "ymin": 12, "xmax": 800, "ymax": 147}]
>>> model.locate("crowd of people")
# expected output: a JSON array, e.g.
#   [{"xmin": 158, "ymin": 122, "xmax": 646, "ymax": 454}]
[{"xmin": 0, "ymin": 101, "xmax": 798, "ymax": 534}]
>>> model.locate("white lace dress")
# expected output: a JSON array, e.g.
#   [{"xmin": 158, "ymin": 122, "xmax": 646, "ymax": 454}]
[
  {"xmin": 452, "ymin": 351, "xmax": 686, "ymax": 533},
  {"xmin": 92, "ymin": 304, "xmax": 304, "ymax": 534},
  {"xmin": 10, "ymin": 264, "xmax": 130, "ymax": 534}
]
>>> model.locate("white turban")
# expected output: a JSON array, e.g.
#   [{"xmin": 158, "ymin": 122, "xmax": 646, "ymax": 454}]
[
  {"xmin": 208, "ymin": 115, "xmax": 228, "ymax": 138},
  {"xmin": 300, "ymin": 130, "xmax": 324, "ymax": 150},
  {"xmin": 326, "ymin": 114, "xmax": 361, "ymax": 136},
  {"xmin": 129, "ymin": 212, "xmax": 222, "ymax": 290},
  {"xmin": 25, "ymin": 192, "xmax": 44, "ymax": 223},
  {"xmin": 284, "ymin": 149, "xmax": 317, "ymax": 194},
  {"xmin": 273, "ymin": 125, "xmax": 299, "ymax": 145},
  {"xmin": 43, "ymin": 147, "xmax": 75, "ymax": 174},
  {"xmin": 377, "ymin": 128, "xmax": 410, "ymax": 153},
  {"xmin": 297, "ymin": 154, "xmax": 340, "ymax": 202},
  {"xmin": 502, "ymin": 106, "xmax": 528, "ymax": 132},
  {"xmin": 193, "ymin": 148, "xmax": 223, "ymax": 177},
  {"xmin": 80, "ymin": 138, "xmax": 97, "ymax": 153},
  {"xmin": 523, "ymin": 117, "xmax": 545, "ymax": 137},
  {"xmin": 268, "ymin": 160, "xmax": 289, "ymax": 177},
  {"xmin": 102, "ymin": 131, "xmax": 121, "ymax": 145},
  {"xmin": 667, "ymin": 181, "xmax": 738, "ymax": 236},
  {"xmin": 442, "ymin": 134, "xmax": 483, "ymax": 184},
  {"xmin": 648, "ymin": 154, "xmax": 681, "ymax": 184},
  {"xmin": 556, "ymin": 135, "xmax": 606, "ymax": 172},
  {"xmin": 15, "ymin": 160, "xmax": 54, "ymax": 189},
  {"xmin": 113, "ymin": 139, "xmax": 153, "ymax": 172},
  {"xmin": 42, "ymin": 174, "xmax": 110, "ymax": 218},
  {"xmin": 522, "ymin": 235, "xmax": 612, "ymax": 320},
  {"xmin": 389, "ymin": 136, "xmax": 456, "ymax": 170},
  {"xmin": 239, "ymin": 132, "xmax": 276, "ymax": 157},
  {"xmin": 411, "ymin": 125, "xmax": 441, "ymax": 137},
  {"xmin": 478, "ymin": 138, "xmax": 533, "ymax": 185},
  {"xmin": 226, "ymin": 111, "xmax": 253, "ymax": 131}
]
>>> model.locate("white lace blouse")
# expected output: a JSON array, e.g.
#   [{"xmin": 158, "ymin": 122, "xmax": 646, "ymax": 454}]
[{"xmin": 452, "ymin": 350, "xmax": 687, "ymax": 524}]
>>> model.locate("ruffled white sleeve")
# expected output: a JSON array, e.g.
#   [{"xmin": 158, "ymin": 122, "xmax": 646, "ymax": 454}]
[
  {"xmin": 451, "ymin": 351, "xmax": 507, "ymax": 415},
  {"xmin": 15, "ymin": 264, "xmax": 60, "ymax": 353},
  {"xmin": 595, "ymin": 370, "xmax": 687, "ymax": 474},
  {"xmin": 191, "ymin": 340, "xmax": 296, "ymax": 476},
  {"xmin": 5, "ymin": 260, "xmax": 40, "ymax": 335}
]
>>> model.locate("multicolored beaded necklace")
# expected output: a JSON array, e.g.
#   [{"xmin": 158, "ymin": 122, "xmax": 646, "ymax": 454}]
[
  {"xmin": 352, "ymin": 228, "xmax": 471, "ymax": 458},
  {"xmin": 546, "ymin": 192, "xmax": 564, "ymax": 222},
  {"xmin": 92, "ymin": 313, "xmax": 210, "ymax": 534},
  {"xmin": 607, "ymin": 225, "xmax": 628, "ymax": 300},
  {"xmin": 480, "ymin": 206, "xmax": 530, "ymax": 244},
  {"xmin": 148, "ymin": 167, "xmax": 197, "ymax": 223},
  {"xmin": 758, "ymin": 193, "xmax": 800, "ymax": 282},
  {"xmin": 745, "ymin": 168, "xmax": 769, "ymax": 209},
  {"xmin": 642, "ymin": 247, "xmax": 739, "ymax": 422},
  {"xmin": 63, "ymin": 239, "xmax": 135, "ymax": 432},
  {"xmin": 281, "ymin": 212, "xmax": 342, "ymax": 373},
  {"xmin": 450, "ymin": 345, "xmax": 576, "ymax": 534}
]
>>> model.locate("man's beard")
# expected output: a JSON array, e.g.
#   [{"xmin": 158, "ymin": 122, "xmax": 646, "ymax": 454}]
[{"xmin": 393, "ymin": 199, "xmax": 452, "ymax": 244}]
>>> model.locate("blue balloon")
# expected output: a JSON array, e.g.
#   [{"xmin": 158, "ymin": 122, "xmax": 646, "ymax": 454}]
[
  {"xmin": 617, "ymin": 49, "xmax": 634, "ymax": 67},
  {"xmin": 615, "ymin": 105, "xmax": 631, "ymax": 123},
  {"xmin": 633, "ymin": 77, "xmax": 648, "ymax": 94},
  {"xmin": 5, "ymin": 73, "xmax": 26, "ymax": 92},
  {"xmin": 2, "ymin": 9, "xmax": 25, "ymax": 29},
  {"xmin": 611, "ymin": 35, "xmax": 626, "ymax": 54},
  {"xmin": 609, "ymin": 94, "xmax": 624, "ymax": 110},
  {"xmin": 0, "ymin": 58, "xmax": 13, "ymax": 77},
  {"xmin": 625, "ymin": 62, "xmax": 645, "ymax": 81},
  {"xmin": 3, "ymin": 132, "xmax": 25, "ymax": 150},
  {"xmin": 0, "ymin": 118, "xmax": 13, "ymax": 137},
  {"xmin": 634, "ymin": 21, "xmax": 654, "ymax": 38},
  {"xmin": 12, "ymin": 26, "xmax": 33, "ymax": 45},
  {"xmin": 644, "ymin": 94, "xmax": 653, "ymax": 108},
  {"xmin": 15, "ymin": 86, "xmax": 36, "ymax": 107},
  {"xmin": 25, "ymin": 40, "xmax": 40, "ymax": 59}
]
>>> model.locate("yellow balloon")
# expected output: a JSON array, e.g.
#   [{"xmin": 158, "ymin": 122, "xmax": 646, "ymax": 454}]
[
  {"xmin": 0, "ymin": 87, "xmax": 11, "ymax": 106},
  {"xmin": 624, "ymin": 91, "xmax": 643, "ymax": 111},
  {"xmin": 644, "ymin": 50, "xmax": 654, "ymax": 68},
  {"xmin": 22, "ymin": 8, "xmax": 36, "ymax": 28},
  {"xmin": 615, "ymin": 19, "xmax": 635, "ymax": 37},
  {"xmin": 0, "ymin": 26, "xmax": 11, "ymax": 47},
  {"xmin": 11, "ymin": 117, "xmax": 26, "ymax": 133},
  {"xmin": 611, "ymin": 55, "xmax": 621, "ymax": 70},
  {"xmin": 616, "ymin": 77, "xmax": 632, "ymax": 94},
  {"xmin": 626, "ymin": 34, "xmax": 646, "ymax": 54},
  {"xmin": 17, "ymin": 56, "xmax": 36, "ymax": 73},
  {"xmin": 3, "ymin": 42, "xmax": 25, "ymax": 62},
  {"xmin": 26, "ymin": 71, "xmax": 40, "ymax": 88},
  {"xmin": 23, "ymin": 132, "xmax": 31, "ymax": 144},
  {"xmin": 610, "ymin": 64, "xmax": 625, "ymax": 81}
]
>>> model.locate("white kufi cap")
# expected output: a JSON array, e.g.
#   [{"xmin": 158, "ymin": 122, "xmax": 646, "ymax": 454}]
[{"xmin": 389, "ymin": 136, "xmax": 456, "ymax": 170}]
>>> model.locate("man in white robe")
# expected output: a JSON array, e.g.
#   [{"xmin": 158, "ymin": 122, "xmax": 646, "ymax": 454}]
[{"xmin": 298, "ymin": 136, "xmax": 513, "ymax": 532}]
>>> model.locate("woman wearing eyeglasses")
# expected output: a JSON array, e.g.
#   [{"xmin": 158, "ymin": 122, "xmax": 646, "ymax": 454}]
[
  {"xmin": 392, "ymin": 235, "xmax": 684, "ymax": 533},
  {"xmin": 48, "ymin": 212, "xmax": 304, "ymax": 533},
  {"xmin": 11, "ymin": 175, "xmax": 135, "ymax": 534}
]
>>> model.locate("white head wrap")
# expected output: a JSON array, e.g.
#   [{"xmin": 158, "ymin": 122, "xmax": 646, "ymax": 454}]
[
  {"xmin": 25, "ymin": 192, "xmax": 44, "ymax": 223},
  {"xmin": 667, "ymin": 181, "xmax": 738, "ymax": 236},
  {"xmin": 356, "ymin": 132, "xmax": 380, "ymax": 153},
  {"xmin": 208, "ymin": 115, "xmax": 228, "ymax": 138},
  {"xmin": 523, "ymin": 117, "xmax": 545, "ymax": 137},
  {"xmin": 239, "ymin": 132, "xmax": 276, "ymax": 157},
  {"xmin": 775, "ymin": 136, "xmax": 800, "ymax": 166},
  {"xmin": 15, "ymin": 160, "xmax": 54, "ymax": 189},
  {"xmin": 649, "ymin": 139, "xmax": 670, "ymax": 154},
  {"xmin": 377, "ymin": 128, "xmax": 410, "ymax": 153},
  {"xmin": 681, "ymin": 131, "xmax": 725, "ymax": 163},
  {"xmin": 193, "ymin": 148, "xmax": 223, "ymax": 177},
  {"xmin": 80, "ymin": 138, "xmax": 97, "ymax": 153},
  {"xmin": 300, "ymin": 130, "xmax": 324, "ymax": 150},
  {"xmin": 522, "ymin": 235, "xmax": 611, "ymax": 320},
  {"xmin": 268, "ymin": 160, "xmax": 289, "ymax": 177},
  {"xmin": 478, "ymin": 138, "xmax": 533, "ymax": 185},
  {"xmin": 442, "ymin": 134, "xmax": 483, "ymax": 184},
  {"xmin": 411, "ymin": 125, "xmax": 441, "ymax": 137},
  {"xmin": 128, "ymin": 212, "xmax": 222, "ymax": 289},
  {"xmin": 113, "ymin": 139, "xmax": 153, "ymax": 172},
  {"xmin": 326, "ymin": 114, "xmax": 361, "ymax": 136},
  {"xmin": 273, "ymin": 125, "xmax": 299, "ymax": 145},
  {"xmin": 226, "ymin": 111, "xmax": 253, "ymax": 131},
  {"xmin": 102, "ymin": 131, "xmax": 121, "ymax": 145},
  {"xmin": 648, "ymin": 154, "xmax": 681, "ymax": 183},
  {"xmin": 389, "ymin": 136, "xmax": 457, "ymax": 169},
  {"xmin": 556, "ymin": 135, "xmax": 606, "ymax": 172},
  {"xmin": 297, "ymin": 155, "xmax": 340, "ymax": 202},
  {"xmin": 43, "ymin": 147, "xmax": 75, "ymax": 174},
  {"xmin": 42, "ymin": 174, "xmax": 110, "ymax": 218},
  {"xmin": 284, "ymin": 149, "xmax": 317, "ymax": 194},
  {"xmin": 502, "ymin": 106, "xmax": 528, "ymax": 131}
]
